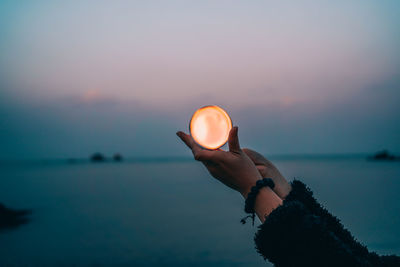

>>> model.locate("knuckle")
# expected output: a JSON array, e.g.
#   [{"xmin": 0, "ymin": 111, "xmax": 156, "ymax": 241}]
[{"xmin": 194, "ymin": 153, "xmax": 202, "ymax": 161}]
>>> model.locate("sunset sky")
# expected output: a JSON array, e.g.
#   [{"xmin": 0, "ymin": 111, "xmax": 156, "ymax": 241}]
[{"xmin": 0, "ymin": 1, "xmax": 399, "ymax": 159}]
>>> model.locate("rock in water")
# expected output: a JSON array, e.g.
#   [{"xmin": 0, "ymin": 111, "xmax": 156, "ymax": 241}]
[
  {"xmin": 113, "ymin": 153, "xmax": 123, "ymax": 162},
  {"xmin": 0, "ymin": 203, "xmax": 31, "ymax": 230},
  {"xmin": 90, "ymin": 153, "xmax": 105, "ymax": 162}
]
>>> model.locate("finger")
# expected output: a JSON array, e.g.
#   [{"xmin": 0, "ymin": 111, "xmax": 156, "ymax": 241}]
[
  {"xmin": 256, "ymin": 165, "xmax": 268, "ymax": 177},
  {"xmin": 176, "ymin": 131, "xmax": 214, "ymax": 161},
  {"xmin": 228, "ymin": 126, "xmax": 241, "ymax": 153},
  {"xmin": 176, "ymin": 131, "xmax": 195, "ymax": 150},
  {"xmin": 176, "ymin": 131, "xmax": 203, "ymax": 153},
  {"xmin": 242, "ymin": 148, "xmax": 267, "ymax": 165}
]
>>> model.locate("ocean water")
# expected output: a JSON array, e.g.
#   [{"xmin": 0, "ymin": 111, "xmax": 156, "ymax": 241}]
[{"xmin": 0, "ymin": 157, "xmax": 399, "ymax": 266}]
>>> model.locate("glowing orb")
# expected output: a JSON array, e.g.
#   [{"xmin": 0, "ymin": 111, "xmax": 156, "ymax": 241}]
[{"xmin": 190, "ymin": 105, "xmax": 232, "ymax": 150}]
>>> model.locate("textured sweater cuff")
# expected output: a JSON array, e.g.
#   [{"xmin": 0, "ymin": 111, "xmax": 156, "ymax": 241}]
[
  {"xmin": 254, "ymin": 200, "xmax": 372, "ymax": 266},
  {"xmin": 284, "ymin": 180, "xmax": 319, "ymax": 211}
]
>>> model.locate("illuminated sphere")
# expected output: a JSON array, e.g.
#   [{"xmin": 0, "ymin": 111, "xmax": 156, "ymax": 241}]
[{"xmin": 189, "ymin": 105, "xmax": 232, "ymax": 150}]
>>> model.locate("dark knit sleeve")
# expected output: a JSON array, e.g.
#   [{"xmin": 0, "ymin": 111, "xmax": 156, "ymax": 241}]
[
  {"xmin": 285, "ymin": 180, "xmax": 370, "ymax": 255},
  {"xmin": 253, "ymin": 180, "xmax": 400, "ymax": 266}
]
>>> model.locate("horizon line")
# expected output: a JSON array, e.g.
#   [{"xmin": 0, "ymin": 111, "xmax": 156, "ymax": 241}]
[{"xmin": 0, "ymin": 152, "xmax": 385, "ymax": 164}]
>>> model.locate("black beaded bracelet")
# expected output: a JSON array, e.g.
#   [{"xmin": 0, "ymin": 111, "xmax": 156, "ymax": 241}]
[{"xmin": 241, "ymin": 178, "xmax": 275, "ymax": 225}]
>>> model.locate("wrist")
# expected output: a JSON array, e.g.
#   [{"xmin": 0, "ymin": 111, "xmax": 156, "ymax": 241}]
[
  {"xmin": 241, "ymin": 178, "xmax": 281, "ymax": 224},
  {"xmin": 239, "ymin": 176, "xmax": 263, "ymax": 199},
  {"xmin": 254, "ymin": 187, "xmax": 282, "ymax": 219}
]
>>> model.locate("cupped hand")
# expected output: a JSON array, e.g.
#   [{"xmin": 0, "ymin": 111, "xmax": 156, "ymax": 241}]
[
  {"xmin": 242, "ymin": 148, "xmax": 291, "ymax": 199},
  {"xmin": 176, "ymin": 127, "xmax": 262, "ymax": 198}
]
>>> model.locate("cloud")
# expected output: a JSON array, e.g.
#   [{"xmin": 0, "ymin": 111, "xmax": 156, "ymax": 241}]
[
  {"xmin": 0, "ymin": 1, "xmax": 399, "ymax": 158},
  {"xmin": 1, "ymin": 1, "xmax": 399, "ymax": 110},
  {"xmin": 79, "ymin": 89, "xmax": 116, "ymax": 105}
]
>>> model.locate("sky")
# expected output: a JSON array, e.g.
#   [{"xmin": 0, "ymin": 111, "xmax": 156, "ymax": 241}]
[{"xmin": 0, "ymin": 0, "xmax": 399, "ymax": 159}]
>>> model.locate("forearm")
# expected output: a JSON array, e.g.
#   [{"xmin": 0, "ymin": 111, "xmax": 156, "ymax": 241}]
[
  {"xmin": 253, "ymin": 180, "xmax": 400, "ymax": 266},
  {"xmin": 241, "ymin": 179, "xmax": 283, "ymax": 223},
  {"xmin": 255, "ymin": 201, "xmax": 375, "ymax": 266},
  {"xmin": 253, "ymin": 187, "xmax": 282, "ymax": 223}
]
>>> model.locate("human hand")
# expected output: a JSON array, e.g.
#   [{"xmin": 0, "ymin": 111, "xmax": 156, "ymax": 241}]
[
  {"xmin": 242, "ymin": 148, "xmax": 291, "ymax": 199},
  {"xmin": 176, "ymin": 127, "xmax": 262, "ymax": 197}
]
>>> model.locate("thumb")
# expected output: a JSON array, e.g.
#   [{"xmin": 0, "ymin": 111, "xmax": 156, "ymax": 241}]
[{"xmin": 228, "ymin": 126, "xmax": 241, "ymax": 153}]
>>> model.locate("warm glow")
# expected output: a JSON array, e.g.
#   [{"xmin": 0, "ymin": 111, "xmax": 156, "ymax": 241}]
[{"xmin": 190, "ymin": 105, "xmax": 232, "ymax": 150}]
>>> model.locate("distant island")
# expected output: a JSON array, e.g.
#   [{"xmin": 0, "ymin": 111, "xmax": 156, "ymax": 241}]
[
  {"xmin": 90, "ymin": 153, "xmax": 123, "ymax": 162},
  {"xmin": 90, "ymin": 152, "xmax": 106, "ymax": 162},
  {"xmin": 113, "ymin": 153, "xmax": 123, "ymax": 162},
  {"xmin": 0, "ymin": 203, "xmax": 31, "ymax": 231},
  {"xmin": 368, "ymin": 150, "xmax": 400, "ymax": 161}
]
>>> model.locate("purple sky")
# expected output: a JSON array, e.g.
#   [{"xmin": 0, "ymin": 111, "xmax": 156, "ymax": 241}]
[{"xmin": 1, "ymin": 1, "xmax": 399, "ymax": 158}]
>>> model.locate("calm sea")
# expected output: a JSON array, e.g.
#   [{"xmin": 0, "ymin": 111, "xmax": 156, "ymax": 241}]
[{"xmin": 1, "ymin": 157, "xmax": 399, "ymax": 266}]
